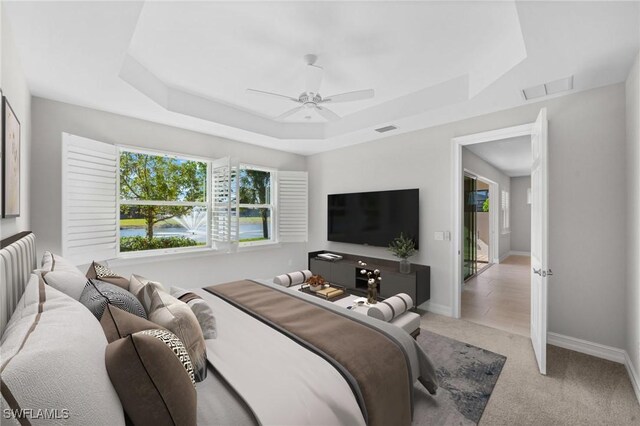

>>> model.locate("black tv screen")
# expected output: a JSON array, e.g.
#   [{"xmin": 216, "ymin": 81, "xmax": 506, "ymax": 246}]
[{"xmin": 327, "ymin": 189, "xmax": 419, "ymax": 249}]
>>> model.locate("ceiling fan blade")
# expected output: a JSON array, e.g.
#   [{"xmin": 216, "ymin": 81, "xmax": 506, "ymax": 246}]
[
  {"xmin": 316, "ymin": 106, "xmax": 341, "ymax": 121},
  {"xmin": 247, "ymin": 88, "xmax": 300, "ymax": 103},
  {"xmin": 323, "ymin": 89, "xmax": 375, "ymax": 103},
  {"xmin": 275, "ymin": 105, "xmax": 306, "ymax": 121},
  {"xmin": 305, "ymin": 64, "xmax": 323, "ymax": 94}
]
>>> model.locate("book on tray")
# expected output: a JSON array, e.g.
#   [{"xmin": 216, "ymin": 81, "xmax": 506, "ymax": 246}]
[{"xmin": 314, "ymin": 286, "xmax": 344, "ymax": 299}]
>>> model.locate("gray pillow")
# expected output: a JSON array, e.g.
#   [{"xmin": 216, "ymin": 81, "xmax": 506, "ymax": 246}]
[{"xmin": 80, "ymin": 279, "xmax": 147, "ymax": 320}]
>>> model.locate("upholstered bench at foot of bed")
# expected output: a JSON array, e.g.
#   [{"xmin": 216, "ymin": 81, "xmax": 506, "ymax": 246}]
[{"xmin": 281, "ymin": 283, "xmax": 421, "ymax": 337}]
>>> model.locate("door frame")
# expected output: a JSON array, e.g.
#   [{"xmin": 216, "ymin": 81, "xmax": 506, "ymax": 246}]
[
  {"xmin": 462, "ymin": 170, "xmax": 499, "ymax": 269},
  {"xmin": 451, "ymin": 123, "xmax": 534, "ymax": 319}
]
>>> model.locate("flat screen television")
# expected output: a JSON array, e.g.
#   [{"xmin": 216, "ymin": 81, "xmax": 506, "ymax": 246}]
[{"xmin": 327, "ymin": 189, "xmax": 419, "ymax": 249}]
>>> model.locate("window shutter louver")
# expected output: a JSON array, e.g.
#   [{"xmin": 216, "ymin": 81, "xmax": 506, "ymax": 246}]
[
  {"xmin": 277, "ymin": 171, "xmax": 308, "ymax": 243},
  {"xmin": 62, "ymin": 133, "xmax": 118, "ymax": 264},
  {"xmin": 211, "ymin": 157, "xmax": 239, "ymax": 251}
]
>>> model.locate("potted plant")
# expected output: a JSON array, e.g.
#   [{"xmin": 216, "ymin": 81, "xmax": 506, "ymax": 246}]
[{"xmin": 388, "ymin": 233, "xmax": 416, "ymax": 274}]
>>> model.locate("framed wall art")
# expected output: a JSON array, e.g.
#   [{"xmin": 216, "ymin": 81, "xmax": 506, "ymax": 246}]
[{"xmin": 2, "ymin": 95, "xmax": 21, "ymax": 218}]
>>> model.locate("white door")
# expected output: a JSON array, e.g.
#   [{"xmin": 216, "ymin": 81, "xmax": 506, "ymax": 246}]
[{"xmin": 530, "ymin": 108, "xmax": 549, "ymax": 374}]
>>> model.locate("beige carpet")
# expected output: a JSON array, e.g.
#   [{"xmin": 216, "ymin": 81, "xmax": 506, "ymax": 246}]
[{"xmin": 420, "ymin": 313, "xmax": 640, "ymax": 425}]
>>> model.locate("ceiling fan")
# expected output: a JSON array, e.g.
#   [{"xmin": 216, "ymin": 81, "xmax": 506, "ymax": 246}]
[{"xmin": 247, "ymin": 54, "xmax": 375, "ymax": 122}]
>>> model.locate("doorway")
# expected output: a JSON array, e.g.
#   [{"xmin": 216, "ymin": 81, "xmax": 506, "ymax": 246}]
[{"xmin": 451, "ymin": 109, "xmax": 550, "ymax": 374}]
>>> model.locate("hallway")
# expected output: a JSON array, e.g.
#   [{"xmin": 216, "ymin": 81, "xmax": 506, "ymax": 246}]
[{"xmin": 461, "ymin": 255, "xmax": 531, "ymax": 337}]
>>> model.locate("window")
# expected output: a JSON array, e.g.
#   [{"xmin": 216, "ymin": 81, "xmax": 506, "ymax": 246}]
[
  {"xmin": 62, "ymin": 133, "xmax": 307, "ymax": 264},
  {"xmin": 238, "ymin": 165, "xmax": 275, "ymax": 245},
  {"xmin": 118, "ymin": 148, "xmax": 209, "ymax": 254},
  {"xmin": 501, "ymin": 190, "xmax": 510, "ymax": 233}
]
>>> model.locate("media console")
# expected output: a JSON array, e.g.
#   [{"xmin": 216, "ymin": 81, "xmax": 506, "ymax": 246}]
[{"xmin": 308, "ymin": 251, "xmax": 430, "ymax": 305}]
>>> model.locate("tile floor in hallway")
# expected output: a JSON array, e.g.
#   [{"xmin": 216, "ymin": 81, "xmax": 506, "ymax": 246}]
[{"xmin": 462, "ymin": 255, "xmax": 531, "ymax": 337}]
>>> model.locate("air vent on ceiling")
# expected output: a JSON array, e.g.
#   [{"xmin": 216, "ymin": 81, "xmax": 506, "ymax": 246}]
[
  {"xmin": 375, "ymin": 125, "xmax": 398, "ymax": 133},
  {"xmin": 522, "ymin": 76, "xmax": 573, "ymax": 100}
]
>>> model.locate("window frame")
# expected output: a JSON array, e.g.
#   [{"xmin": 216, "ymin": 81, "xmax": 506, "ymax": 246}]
[
  {"xmin": 238, "ymin": 163, "xmax": 277, "ymax": 247},
  {"xmin": 116, "ymin": 145, "xmax": 212, "ymax": 258}
]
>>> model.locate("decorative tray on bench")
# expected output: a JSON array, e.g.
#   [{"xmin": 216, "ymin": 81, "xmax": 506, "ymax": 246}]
[{"xmin": 298, "ymin": 284, "xmax": 350, "ymax": 302}]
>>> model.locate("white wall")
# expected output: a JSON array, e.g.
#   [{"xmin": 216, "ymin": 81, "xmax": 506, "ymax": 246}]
[
  {"xmin": 0, "ymin": 6, "xmax": 31, "ymax": 240},
  {"xmin": 510, "ymin": 176, "xmax": 531, "ymax": 253},
  {"xmin": 625, "ymin": 51, "xmax": 640, "ymax": 385},
  {"xmin": 30, "ymin": 97, "xmax": 308, "ymax": 288},
  {"xmin": 308, "ymin": 83, "xmax": 628, "ymax": 349},
  {"xmin": 462, "ymin": 148, "xmax": 511, "ymax": 261}
]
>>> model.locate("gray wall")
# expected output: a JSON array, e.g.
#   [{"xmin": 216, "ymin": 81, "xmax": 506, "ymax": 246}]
[
  {"xmin": 510, "ymin": 176, "xmax": 532, "ymax": 253},
  {"xmin": 30, "ymin": 97, "xmax": 308, "ymax": 288},
  {"xmin": 0, "ymin": 6, "xmax": 31, "ymax": 240},
  {"xmin": 462, "ymin": 148, "xmax": 511, "ymax": 261},
  {"xmin": 308, "ymin": 83, "xmax": 628, "ymax": 349},
  {"xmin": 625, "ymin": 52, "xmax": 640, "ymax": 383}
]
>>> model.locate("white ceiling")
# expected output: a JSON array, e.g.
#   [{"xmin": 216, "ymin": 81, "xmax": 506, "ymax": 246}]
[
  {"xmin": 4, "ymin": 1, "xmax": 639, "ymax": 155},
  {"xmin": 465, "ymin": 136, "xmax": 532, "ymax": 177}
]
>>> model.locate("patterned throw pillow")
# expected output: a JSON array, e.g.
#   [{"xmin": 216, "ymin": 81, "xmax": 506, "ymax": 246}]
[
  {"xmin": 80, "ymin": 279, "xmax": 147, "ymax": 320},
  {"xmin": 139, "ymin": 329, "xmax": 195, "ymax": 385},
  {"xmin": 106, "ymin": 329, "xmax": 197, "ymax": 426},
  {"xmin": 86, "ymin": 261, "xmax": 129, "ymax": 290}
]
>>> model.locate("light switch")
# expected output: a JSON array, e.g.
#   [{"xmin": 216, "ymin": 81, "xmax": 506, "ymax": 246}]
[{"xmin": 434, "ymin": 232, "xmax": 444, "ymax": 241}]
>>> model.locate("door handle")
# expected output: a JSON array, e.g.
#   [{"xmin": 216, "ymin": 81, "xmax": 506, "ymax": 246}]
[{"xmin": 533, "ymin": 268, "xmax": 553, "ymax": 277}]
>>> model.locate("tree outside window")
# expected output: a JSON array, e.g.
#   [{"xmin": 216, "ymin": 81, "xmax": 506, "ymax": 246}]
[
  {"xmin": 119, "ymin": 150, "xmax": 208, "ymax": 252},
  {"xmin": 239, "ymin": 166, "xmax": 274, "ymax": 244}
]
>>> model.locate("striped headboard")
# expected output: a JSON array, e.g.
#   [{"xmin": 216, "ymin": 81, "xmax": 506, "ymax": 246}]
[{"xmin": 0, "ymin": 232, "xmax": 37, "ymax": 336}]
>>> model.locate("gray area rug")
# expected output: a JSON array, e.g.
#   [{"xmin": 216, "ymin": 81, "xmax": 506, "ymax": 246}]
[{"xmin": 412, "ymin": 329, "xmax": 506, "ymax": 425}]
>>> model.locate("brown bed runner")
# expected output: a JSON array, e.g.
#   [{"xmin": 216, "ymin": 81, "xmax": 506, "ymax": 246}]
[{"xmin": 205, "ymin": 280, "xmax": 412, "ymax": 426}]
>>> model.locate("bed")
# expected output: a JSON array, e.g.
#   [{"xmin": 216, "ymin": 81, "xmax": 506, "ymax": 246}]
[{"xmin": 0, "ymin": 232, "xmax": 438, "ymax": 426}]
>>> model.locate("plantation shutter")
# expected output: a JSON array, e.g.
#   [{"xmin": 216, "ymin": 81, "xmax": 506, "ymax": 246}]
[
  {"xmin": 277, "ymin": 171, "xmax": 308, "ymax": 242},
  {"xmin": 211, "ymin": 156, "xmax": 239, "ymax": 251},
  {"xmin": 62, "ymin": 133, "xmax": 118, "ymax": 264}
]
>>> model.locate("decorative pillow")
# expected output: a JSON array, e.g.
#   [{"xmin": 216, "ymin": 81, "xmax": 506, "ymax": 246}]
[
  {"xmin": 129, "ymin": 273, "xmax": 166, "ymax": 306},
  {"xmin": 367, "ymin": 293, "xmax": 414, "ymax": 322},
  {"xmin": 1, "ymin": 274, "xmax": 125, "ymax": 426},
  {"xmin": 86, "ymin": 261, "xmax": 129, "ymax": 290},
  {"xmin": 143, "ymin": 288, "xmax": 207, "ymax": 382},
  {"xmin": 80, "ymin": 279, "xmax": 147, "ymax": 320},
  {"xmin": 100, "ymin": 304, "xmax": 163, "ymax": 343},
  {"xmin": 171, "ymin": 286, "xmax": 217, "ymax": 339},
  {"xmin": 273, "ymin": 270, "xmax": 313, "ymax": 287},
  {"xmin": 106, "ymin": 329, "xmax": 196, "ymax": 426},
  {"xmin": 38, "ymin": 251, "xmax": 89, "ymax": 300}
]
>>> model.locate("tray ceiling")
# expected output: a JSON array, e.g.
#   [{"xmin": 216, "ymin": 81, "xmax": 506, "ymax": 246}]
[{"xmin": 4, "ymin": 1, "xmax": 639, "ymax": 154}]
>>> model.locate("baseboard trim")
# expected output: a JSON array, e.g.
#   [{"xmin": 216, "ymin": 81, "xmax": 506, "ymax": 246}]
[
  {"xmin": 420, "ymin": 301, "xmax": 453, "ymax": 317},
  {"xmin": 548, "ymin": 332, "xmax": 640, "ymax": 405},
  {"xmin": 547, "ymin": 332, "xmax": 626, "ymax": 363},
  {"xmin": 509, "ymin": 250, "xmax": 531, "ymax": 256},
  {"xmin": 624, "ymin": 351, "xmax": 640, "ymax": 405}
]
